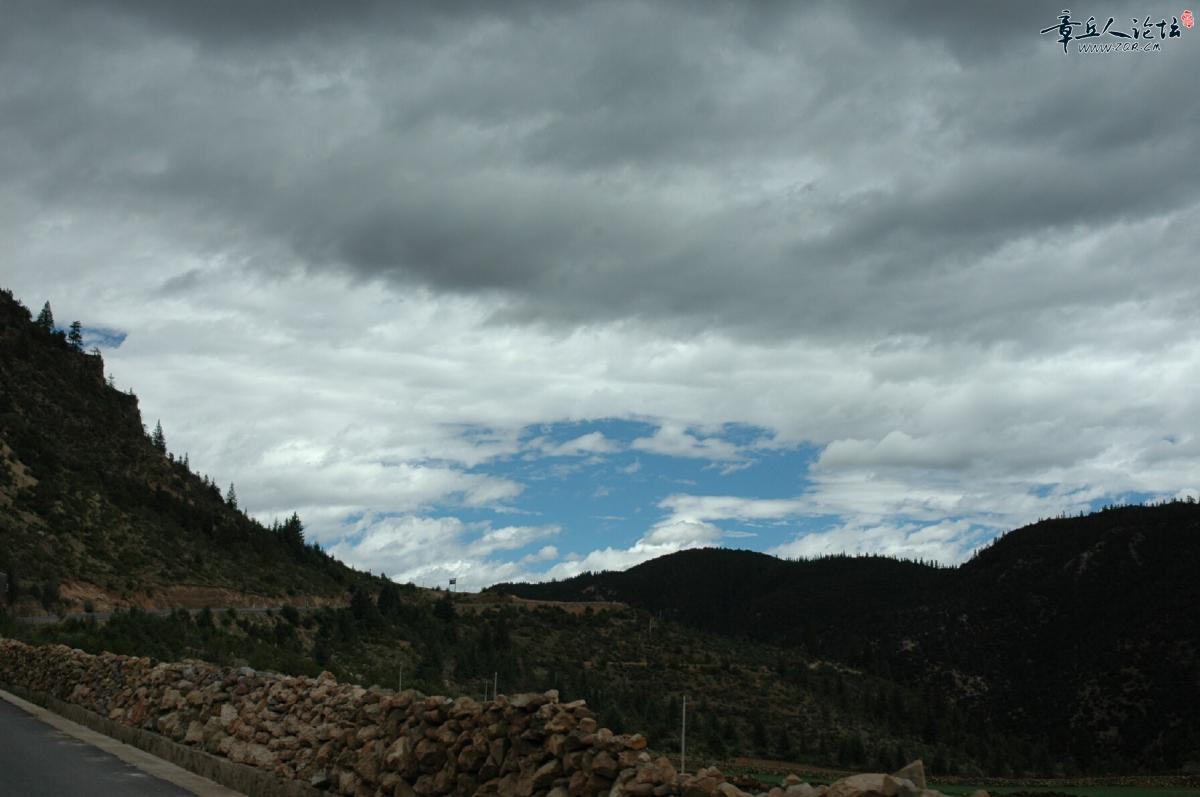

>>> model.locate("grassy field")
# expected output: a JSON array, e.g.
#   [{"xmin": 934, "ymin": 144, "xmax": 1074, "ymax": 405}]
[{"xmin": 934, "ymin": 788, "xmax": 1200, "ymax": 797}]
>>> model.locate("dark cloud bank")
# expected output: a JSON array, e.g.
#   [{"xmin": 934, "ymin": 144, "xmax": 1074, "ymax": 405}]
[{"xmin": 5, "ymin": 0, "xmax": 1199, "ymax": 345}]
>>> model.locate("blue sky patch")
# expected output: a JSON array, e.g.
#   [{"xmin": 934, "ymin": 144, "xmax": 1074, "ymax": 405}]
[
  {"xmin": 442, "ymin": 418, "xmax": 824, "ymax": 568},
  {"xmin": 84, "ymin": 327, "xmax": 127, "ymax": 349}
]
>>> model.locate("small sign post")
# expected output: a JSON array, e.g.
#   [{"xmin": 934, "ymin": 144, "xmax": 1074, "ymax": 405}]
[{"xmin": 680, "ymin": 695, "xmax": 687, "ymax": 775}]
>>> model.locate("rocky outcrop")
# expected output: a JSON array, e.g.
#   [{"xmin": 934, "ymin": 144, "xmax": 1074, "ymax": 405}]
[{"xmin": 0, "ymin": 639, "xmax": 967, "ymax": 797}]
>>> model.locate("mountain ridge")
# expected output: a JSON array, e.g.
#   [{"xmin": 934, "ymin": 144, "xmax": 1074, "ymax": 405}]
[{"xmin": 490, "ymin": 504, "xmax": 1200, "ymax": 772}]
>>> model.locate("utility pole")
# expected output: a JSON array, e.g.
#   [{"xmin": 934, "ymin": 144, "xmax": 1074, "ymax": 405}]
[{"xmin": 680, "ymin": 695, "xmax": 687, "ymax": 775}]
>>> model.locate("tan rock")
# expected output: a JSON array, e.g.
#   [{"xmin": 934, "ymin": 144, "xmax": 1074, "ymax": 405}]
[
  {"xmin": 612, "ymin": 751, "xmax": 636, "ymax": 770},
  {"xmin": 385, "ymin": 736, "xmax": 415, "ymax": 771},
  {"xmin": 547, "ymin": 713, "xmax": 577, "ymax": 734},
  {"xmin": 416, "ymin": 737, "xmax": 448, "ymax": 768},
  {"xmin": 533, "ymin": 759, "xmax": 563, "ymax": 790},
  {"xmin": 459, "ymin": 742, "xmax": 490, "ymax": 772},
  {"xmin": 433, "ymin": 762, "xmax": 458, "ymax": 794},
  {"xmin": 183, "ymin": 720, "xmax": 206, "ymax": 745},
  {"xmin": 357, "ymin": 744, "xmax": 382, "ymax": 784},
  {"xmin": 547, "ymin": 734, "xmax": 569, "ymax": 759},
  {"xmin": 890, "ymin": 762, "xmax": 925, "ymax": 791},
  {"xmin": 824, "ymin": 774, "xmax": 911, "ymax": 797},
  {"xmin": 591, "ymin": 751, "xmax": 620, "ymax": 780},
  {"xmin": 338, "ymin": 768, "xmax": 359, "ymax": 795},
  {"xmin": 715, "ymin": 783, "xmax": 747, "ymax": 797},
  {"xmin": 497, "ymin": 773, "xmax": 520, "ymax": 797}
]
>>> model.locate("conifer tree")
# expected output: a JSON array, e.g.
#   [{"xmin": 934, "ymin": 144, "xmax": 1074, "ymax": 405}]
[
  {"xmin": 225, "ymin": 483, "xmax": 238, "ymax": 509},
  {"xmin": 151, "ymin": 420, "xmax": 167, "ymax": 452},
  {"xmin": 67, "ymin": 321, "xmax": 83, "ymax": 350},
  {"xmin": 35, "ymin": 302, "xmax": 54, "ymax": 333},
  {"xmin": 281, "ymin": 512, "xmax": 305, "ymax": 551}
]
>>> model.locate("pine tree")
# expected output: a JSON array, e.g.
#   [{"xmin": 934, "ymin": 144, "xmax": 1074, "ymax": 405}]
[
  {"xmin": 281, "ymin": 512, "xmax": 305, "ymax": 552},
  {"xmin": 67, "ymin": 321, "xmax": 83, "ymax": 350},
  {"xmin": 226, "ymin": 483, "xmax": 238, "ymax": 509},
  {"xmin": 378, "ymin": 580, "xmax": 403, "ymax": 617},
  {"xmin": 35, "ymin": 302, "xmax": 54, "ymax": 333},
  {"xmin": 151, "ymin": 420, "xmax": 167, "ymax": 452}
]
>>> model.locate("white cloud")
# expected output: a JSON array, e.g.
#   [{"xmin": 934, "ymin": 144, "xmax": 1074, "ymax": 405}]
[
  {"xmin": 6, "ymin": 1, "xmax": 1200, "ymax": 586},
  {"xmin": 328, "ymin": 515, "xmax": 561, "ymax": 590},
  {"xmin": 534, "ymin": 432, "xmax": 621, "ymax": 457},
  {"xmin": 657, "ymin": 494, "xmax": 808, "ymax": 524},
  {"xmin": 769, "ymin": 519, "xmax": 978, "ymax": 565},
  {"xmin": 541, "ymin": 518, "xmax": 723, "ymax": 580},
  {"xmin": 17, "ymin": 266, "xmax": 1200, "ymax": 577},
  {"xmin": 631, "ymin": 424, "xmax": 746, "ymax": 462},
  {"xmin": 521, "ymin": 546, "xmax": 560, "ymax": 564}
]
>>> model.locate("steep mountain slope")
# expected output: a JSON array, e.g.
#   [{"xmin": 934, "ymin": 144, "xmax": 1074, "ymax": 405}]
[
  {"xmin": 492, "ymin": 505, "xmax": 1200, "ymax": 772},
  {"xmin": 0, "ymin": 287, "xmax": 378, "ymax": 613}
]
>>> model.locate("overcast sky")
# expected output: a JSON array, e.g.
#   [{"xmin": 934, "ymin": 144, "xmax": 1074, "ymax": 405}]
[{"xmin": 5, "ymin": 1, "xmax": 1200, "ymax": 588}]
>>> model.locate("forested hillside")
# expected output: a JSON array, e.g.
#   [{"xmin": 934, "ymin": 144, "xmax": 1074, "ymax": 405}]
[
  {"xmin": 492, "ymin": 505, "xmax": 1200, "ymax": 773},
  {"xmin": 0, "ymin": 287, "xmax": 379, "ymax": 614}
]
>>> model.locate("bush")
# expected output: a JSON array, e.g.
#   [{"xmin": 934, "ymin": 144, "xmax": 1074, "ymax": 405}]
[{"xmin": 40, "ymin": 581, "xmax": 60, "ymax": 612}]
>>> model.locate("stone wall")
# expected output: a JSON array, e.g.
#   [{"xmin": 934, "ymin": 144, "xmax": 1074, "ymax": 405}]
[
  {"xmin": 0, "ymin": 639, "xmax": 691, "ymax": 797},
  {"xmin": 0, "ymin": 638, "xmax": 948, "ymax": 797}
]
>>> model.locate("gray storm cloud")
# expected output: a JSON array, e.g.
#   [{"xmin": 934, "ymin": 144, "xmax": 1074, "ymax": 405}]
[{"xmin": 6, "ymin": 0, "xmax": 1198, "ymax": 344}]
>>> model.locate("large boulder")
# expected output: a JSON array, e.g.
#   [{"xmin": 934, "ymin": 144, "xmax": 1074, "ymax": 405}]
[{"xmin": 890, "ymin": 761, "xmax": 926, "ymax": 790}]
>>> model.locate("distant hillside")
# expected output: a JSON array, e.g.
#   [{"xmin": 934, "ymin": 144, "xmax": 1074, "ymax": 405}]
[
  {"xmin": 0, "ymin": 287, "xmax": 379, "ymax": 614},
  {"xmin": 491, "ymin": 504, "xmax": 1200, "ymax": 773}
]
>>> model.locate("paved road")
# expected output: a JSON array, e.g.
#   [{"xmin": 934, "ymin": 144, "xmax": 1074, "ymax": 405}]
[{"xmin": 0, "ymin": 690, "xmax": 241, "ymax": 797}]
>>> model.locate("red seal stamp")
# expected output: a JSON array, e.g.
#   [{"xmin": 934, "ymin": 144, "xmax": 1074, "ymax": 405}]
[{"xmin": 1184, "ymin": 10, "xmax": 1195, "ymax": 27}]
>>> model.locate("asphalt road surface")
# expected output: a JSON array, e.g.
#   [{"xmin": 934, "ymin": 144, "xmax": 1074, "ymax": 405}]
[{"xmin": 0, "ymin": 690, "xmax": 241, "ymax": 797}]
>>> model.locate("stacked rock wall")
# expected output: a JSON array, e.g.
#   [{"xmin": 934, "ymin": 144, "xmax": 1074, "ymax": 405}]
[
  {"xmin": 0, "ymin": 639, "xmax": 692, "ymax": 797},
  {"xmin": 0, "ymin": 639, "xmax": 951, "ymax": 797}
]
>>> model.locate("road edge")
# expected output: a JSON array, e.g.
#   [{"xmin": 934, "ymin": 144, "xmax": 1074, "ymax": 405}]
[{"xmin": 0, "ymin": 681, "xmax": 321, "ymax": 797}]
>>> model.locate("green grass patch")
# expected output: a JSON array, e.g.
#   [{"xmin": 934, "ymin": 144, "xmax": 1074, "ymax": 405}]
[{"xmin": 934, "ymin": 788, "xmax": 1200, "ymax": 797}]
